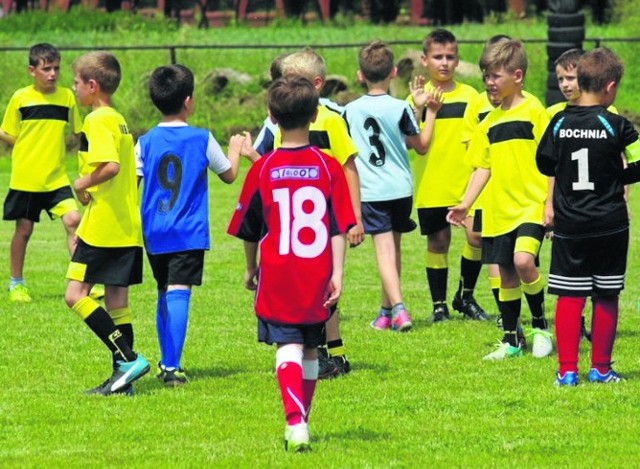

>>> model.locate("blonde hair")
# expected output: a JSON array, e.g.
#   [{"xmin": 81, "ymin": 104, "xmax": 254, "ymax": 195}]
[
  {"xmin": 280, "ymin": 47, "xmax": 326, "ymax": 82},
  {"xmin": 72, "ymin": 51, "xmax": 121, "ymax": 95},
  {"xmin": 484, "ymin": 39, "xmax": 527, "ymax": 77}
]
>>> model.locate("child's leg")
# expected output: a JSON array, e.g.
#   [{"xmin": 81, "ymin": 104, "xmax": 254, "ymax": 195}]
[
  {"xmin": 456, "ymin": 220, "xmax": 483, "ymax": 303},
  {"xmin": 426, "ymin": 226, "xmax": 450, "ymax": 316},
  {"xmin": 372, "ymin": 231, "xmax": 403, "ymax": 308},
  {"xmin": 488, "ymin": 264, "xmax": 501, "ymax": 314},
  {"xmin": 105, "ymin": 286, "xmax": 134, "ymax": 350},
  {"xmin": 498, "ymin": 264, "xmax": 521, "ymax": 347},
  {"xmin": 10, "ymin": 218, "xmax": 34, "ymax": 283},
  {"xmin": 60, "ymin": 210, "xmax": 80, "ymax": 257},
  {"xmin": 163, "ymin": 286, "xmax": 192, "ymax": 369},
  {"xmin": 515, "ymin": 251, "xmax": 548, "ymax": 330},
  {"xmin": 156, "ymin": 289, "xmax": 168, "ymax": 365},
  {"xmin": 555, "ymin": 296, "xmax": 586, "ymax": 374},
  {"xmin": 591, "ymin": 295, "xmax": 619, "ymax": 374},
  {"xmin": 302, "ymin": 346, "xmax": 319, "ymax": 421},
  {"xmin": 276, "ymin": 343, "xmax": 305, "ymax": 426}
]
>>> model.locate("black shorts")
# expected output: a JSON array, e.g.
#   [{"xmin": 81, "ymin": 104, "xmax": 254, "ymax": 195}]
[
  {"xmin": 482, "ymin": 223, "xmax": 544, "ymax": 265},
  {"xmin": 257, "ymin": 318, "xmax": 326, "ymax": 347},
  {"xmin": 548, "ymin": 229, "xmax": 628, "ymax": 297},
  {"xmin": 3, "ymin": 187, "xmax": 77, "ymax": 222},
  {"xmin": 67, "ymin": 238, "xmax": 143, "ymax": 287},
  {"xmin": 147, "ymin": 250, "xmax": 205, "ymax": 289},
  {"xmin": 472, "ymin": 209, "xmax": 483, "ymax": 233},
  {"xmin": 361, "ymin": 197, "xmax": 417, "ymax": 235},
  {"xmin": 417, "ymin": 207, "xmax": 450, "ymax": 235}
]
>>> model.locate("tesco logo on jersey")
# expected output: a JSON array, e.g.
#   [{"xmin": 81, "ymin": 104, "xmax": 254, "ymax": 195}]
[{"xmin": 270, "ymin": 166, "xmax": 319, "ymax": 180}]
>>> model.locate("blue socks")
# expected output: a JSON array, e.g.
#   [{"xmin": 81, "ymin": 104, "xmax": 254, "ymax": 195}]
[{"xmin": 157, "ymin": 289, "xmax": 191, "ymax": 370}]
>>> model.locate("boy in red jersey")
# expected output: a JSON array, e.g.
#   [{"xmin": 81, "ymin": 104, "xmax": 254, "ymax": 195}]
[{"xmin": 228, "ymin": 75, "xmax": 356, "ymax": 452}]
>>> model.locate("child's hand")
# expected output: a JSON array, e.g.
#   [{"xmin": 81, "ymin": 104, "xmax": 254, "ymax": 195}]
[
  {"xmin": 73, "ymin": 179, "xmax": 92, "ymax": 206},
  {"xmin": 409, "ymin": 75, "xmax": 428, "ymax": 109},
  {"xmin": 446, "ymin": 205, "xmax": 469, "ymax": 227},
  {"xmin": 244, "ymin": 266, "xmax": 258, "ymax": 291},
  {"xmin": 323, "ymin": 274, "xmax": 342, "ymax": 308},
  {"xmin": 347, "ymin": 221, "xmax": 364, "ymax": 248},
  {"xmin": 231, "ymin": 131, "xmax": 260, "ymax": 162},
  {"xmin": 426, "ymin": 87, "xmax": 444, "ymax": 113},
  {"xmin": 543, "ymin": 200, "xmax": 554, "ymax": 238}
]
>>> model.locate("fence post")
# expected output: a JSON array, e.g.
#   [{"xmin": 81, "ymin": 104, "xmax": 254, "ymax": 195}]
[{"xmin": 170, "ymin": 46, "xmax": 176, "ymax": 64}]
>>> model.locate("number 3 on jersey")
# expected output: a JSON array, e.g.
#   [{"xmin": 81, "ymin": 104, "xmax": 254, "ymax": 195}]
[{"xmin": 273, "ymin": 186, "xmax": 328, "ymax": 258}]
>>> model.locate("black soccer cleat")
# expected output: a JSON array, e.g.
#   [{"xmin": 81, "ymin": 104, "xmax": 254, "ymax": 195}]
[
  {"xmin": 452, "ymin": 294, "xmax": 491, "ymax": 321},
  {"xmin": 430, "ymin": 304, "xmax": 450, "ymax": 323}
]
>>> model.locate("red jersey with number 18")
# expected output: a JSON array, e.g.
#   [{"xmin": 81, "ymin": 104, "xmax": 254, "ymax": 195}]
[{"xmin": 227, "ymin": 145, "xmax": 356, "ymax": 325}]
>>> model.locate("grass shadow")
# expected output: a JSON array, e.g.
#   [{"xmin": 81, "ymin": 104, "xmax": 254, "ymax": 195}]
[{"xmin": 316, "ymin": 427, "xmax": 389, "ymax": 443}]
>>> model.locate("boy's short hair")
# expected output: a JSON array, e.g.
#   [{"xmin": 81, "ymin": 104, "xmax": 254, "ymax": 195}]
[
  {"xmin": 422, "ymin": 28, "xmax": 458, "ymax": 55},
  {"xmin": 270, "ymin": 52, "xmax": 290, "ymax": 82},
  {"xmin": 280, "ymin": 47, "xmax": 326, "ymax": 82},
  {"xmin": 72, "ymin": 51, "xmax": 121, "ymax": 95},
  {"xmin": 484, "ymin": 39, "xmax": 528, "ymax": 77},
  {"xmin": 478, "ymin": 35, "xmax": 511, "ymax": 71},
  {"xmin": 554, "ymin": 48, "xmax": 584, "ymax": 70},
  {"xmin": 358, "ymin": 40, "xmax": 394, "ymax": 83},
  {"xmin": 577, "ymin": 47, "xmax": 623, "ymax": 93},
  {"xmin": 268, "ymin": 75, "xmax": 319, "ymax": 131},
  {"xmin": 148, "ymin": 64, "xmax": 194, "ymax": 116},
  {"xmin": 29, "ymin": 43, "xmax": 60, "ymax": 67}
]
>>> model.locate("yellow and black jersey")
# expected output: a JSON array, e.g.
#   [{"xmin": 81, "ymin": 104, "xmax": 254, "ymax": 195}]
[
  {"xmin": 76, "ymin": 106, "xmax": 142, "ymax": 248},
  {"xmin": 410, "ymin": 81, "xmax": 479, "ymax": 208},
  {"xmin": 467, "ymin": 94, "xmax": 549, "ymax": 237},
  {"xmin": 1, "ymin": 85, "xmax": 81, "ymax": 191}
]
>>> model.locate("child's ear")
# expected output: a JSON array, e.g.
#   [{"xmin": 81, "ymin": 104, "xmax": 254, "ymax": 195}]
[
  {"xmin": 356, "ymin": 69, "xmax": 365, "ymax": 83},
  {"xmin": 313, "ymin": 76, "xmax": 324, "ymax": 90},
  {"xmin": 310, "ymin": 108, "xmax": 319, "ymax": 124},
  {"xmin": 390, "ymin": 66, "xmax": 398, "ymax": 79},
  {"xmin": 27, "ymin": 65, "xmax": 36, "ymax": 77},
  {"xmin": 268, "ymin": 110, "xmax": 277, "ymax": 125},
  {"xmin": 513, "ymin": 69, "xmax": 524, "ymax": 84},
  {"xmin": 605, "ymin": 80, "xmax": 617, "ymax": 95}
]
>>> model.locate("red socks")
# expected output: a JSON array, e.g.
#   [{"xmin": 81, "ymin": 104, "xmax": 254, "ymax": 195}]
[
  {"xmin": 591, "ymin": 296, "xmax": 619, "ymax": 374},
  {"xmin": 555, "ymin": 296, "xmax": 586, "ymax": 375},
  {"xmin": 276, "ymin": 345, "xmax": 305, "ymax": 426}
]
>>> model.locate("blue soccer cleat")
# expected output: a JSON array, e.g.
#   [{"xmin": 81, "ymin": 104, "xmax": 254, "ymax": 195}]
[
  {"xmin": 555, "ymin": 371, "xmax": 578, "ymax": 387},
  {"xmin": 86, "ymin": 354, "xmax": 150, "ymax": 396},
  {"xmin": 588, "ymin": 368, "xmax": 622, "ymax": 384}
]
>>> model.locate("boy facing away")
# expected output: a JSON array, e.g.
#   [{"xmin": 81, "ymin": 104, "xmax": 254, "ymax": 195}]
[
  {"xmin": 136, "ymin": 64, "xmax": 248, "ymax": 387},
  {"xmin": 64, "ymin": 51, "xmax": 149, "ymax": 395},
  {"xmin": 0, "ymin": 43, "xmax": 81, "ymax": 303},
  {"xmin": 536, "ymin": 48, "xmax": 640, "ymax": 386},
  {"xmin": 410, "ymin": 29, "xmax": 490, "ymax": 323},
  {"xmin": 343, "ymin": 40, "xmax": 442, "ymax": 331},
  {"xmin": 447, "ymin": 39, "xmax": 553, "ymax": 360},
  {"xmin": 228, "ymin": 75, "xmax": 356, "ymax": 452}
]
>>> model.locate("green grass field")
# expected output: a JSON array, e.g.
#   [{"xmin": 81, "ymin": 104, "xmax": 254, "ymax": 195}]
[{"xmin": 2, "ymin": 149, "xmax": 640, "ymax": 467}]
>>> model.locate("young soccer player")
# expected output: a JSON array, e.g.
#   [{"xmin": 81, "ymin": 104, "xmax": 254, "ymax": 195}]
[
  {"xmin": 276, "ymin": 48, "xmax": 364, "ymax": 378},
  {"xmin": 228, "ymin": 75, "xmax": 356, "ymax": 452},
  {"xmin": 64, "ymin": 51, "xmax": 149, "ymax": 395},
  {"xmin": 447, "ymin": 39, "xmax": 553, "ymax": 360},
  {"xmin": 410, "ymin": 29, "xmax": 489, "ymax": 323},
  {"xmin": 536, "ymin": 47, "xmax": 640, "ymax": 385},
  {"xmin": 0, "ymin": 43, "xmax": 81, "ymax": 303},
  {"xmin": 343, "ymin": 40, "xmax": 442, "ymax": 331},
  {"xmin": 136, "ymin": 64, "xmax": 249, "ymax": 387}
]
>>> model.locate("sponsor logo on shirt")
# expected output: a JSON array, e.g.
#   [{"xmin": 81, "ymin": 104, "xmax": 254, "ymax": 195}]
[
  {"xmin": 559, "ymin": 129, "xmax": 607, "ymax": 139},
  {"xmin": 270, "ymin": 166, "xmax": 319, "ymax": 180}
]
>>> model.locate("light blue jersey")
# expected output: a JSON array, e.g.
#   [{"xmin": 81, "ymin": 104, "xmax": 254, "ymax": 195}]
[
  {"xmin": 344, "ymin": 94, "xmax": 418, "ymax": 201},
  {"xmin": 136, "ymin": 123, "xmax": 231, "ymax": 254}
]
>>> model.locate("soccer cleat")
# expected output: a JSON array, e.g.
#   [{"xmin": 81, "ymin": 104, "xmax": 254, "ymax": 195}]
[
  {"xmin": 89, "ymin": 284, "xmax": 105, "ymax": 300},
  {"xmin": 391, "ymin": 309, "xmax": 412, "ymax": 332},
  {"xmin": 588, "ymin": 368, "xmax": 622, "ymax": 384},
  {"xmin": 530, "ymin": 328, "xmax": 553, "ymax": 358},
  {"xmin": 163, "ymin": 368, "xmax": 189, "ymax": 387},
  {"xmin": 370, "ymin": 312, "xmax": 392, "ymax": 330},
  {"xmin": 452, "ymin": 294, "xmax": 490, "ymax": 321},
  {"xmin": 555, "ymin": 371, "xmax": 578, "ymax": 387},
  {"xmin": 331, "ymin": 355, "xmax": 351, "ymax": 375},
  {"xmin": 483, "ymin": 340, "xmax": 523, "ymax": 360},
  {"xmin": 317, "ymin": 348, "xmax": 338, "ymax": 379},
  {"xmin": 9, "ymin": 284, "xmax": 31, "ymax": 303},
  {"xmin": 430, "ymin": 304, "xmax": 450, "ymax": 323},
  {"xmin": 496, "ymin": 314, "xmax": 503, "ymax": 329},
  {"xmin": 85, "ymin": 354, "xmax": 150, "ymax": 396},
  {"xmin": 517, "ymin": 324, "xmax": 528, "ymax": 350},
  {"xmin": 86, "ymin": 379, "xmax": 134, "ymax": 396},
  {"xmin": 284, "ymin": 422, "xmax": 311, "ymax": 453}
]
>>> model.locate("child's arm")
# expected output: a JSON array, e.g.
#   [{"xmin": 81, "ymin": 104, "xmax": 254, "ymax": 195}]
[
  {"xmin": 446, "ymin": 168, "xmax": 491, "ymax": 227},
  {"xmin": 0, "ymin": 128, "xmax": 16, "ymax": 146},
  {"xmin": 343, "ymin": 156, "xmax": 364, "ymax": 247},
  {"xmin": 73, "ymin": 162, "xmax": 120, "ymax": 206},
  {"xmin": 218, "ymin": 132, "xmax": 248, "ymax": 184},
  {"xmin": 239, "ymin": 131, "xmax": 262, "ymax": 163},
  {"xmin": 407, "ymin": 87, "xmax": 443, "ymax": 155},
  {"xmin": 324, "ymin": 234, "xmax": 346, "ymax": 308},
  {"xmin": 544, "ymin": 177, "xmax": 555, "ymax": 237},
  {"xmin": 243, "ymin": 240, "xmax": 259, "ymax": 291}
]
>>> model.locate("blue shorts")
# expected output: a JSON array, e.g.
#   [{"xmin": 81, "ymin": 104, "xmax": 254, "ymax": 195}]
[
  {"xmin": 361, "ymin": 196, "xmax": 416, "ymax": 235},
  {"xmin": 257, "ymin": 318, "xmax": 326, "ymax": 347}
]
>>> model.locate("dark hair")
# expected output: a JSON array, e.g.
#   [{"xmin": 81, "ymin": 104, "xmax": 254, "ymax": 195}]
[
  {"xmin": 577, "ymin": 47, "xmax": 623, "ymax": 93},
  {"xmin": 554, "ymin": 48, "xmax": 585, "ymax": 70},
  {"xmin": 358, "ymin": 40, "xmax": 394, "ymax": 83},
  {"xmin": 29, "ymin": 43, "xmax": 60, "ymax": 67},
  {"xmin": 268, "ymin": 75, "xmax": 318, "ymax": 131},
  {"xmin": 148, "ymin": 64, "xmax": 194, "ymax": 116},
  {"xmin": 423, "ymin": 28, "xmax": 457, "ymax": 54}
]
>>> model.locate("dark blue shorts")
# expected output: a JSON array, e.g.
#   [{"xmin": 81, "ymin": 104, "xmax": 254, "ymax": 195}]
[
  {"xmin": 361, "ymin": 196, "xmax": 416, "ymax": 235},
  {"xmin": 417, "ymin": 207, "xmax": 449, "ymax": 235},
  {"xmin": 257, "ymin": 319, "xmax": 326, "ymax": 347},
  {"xmin": 147, "ymin": 250, "xmax": 205, "ymax": 289}
]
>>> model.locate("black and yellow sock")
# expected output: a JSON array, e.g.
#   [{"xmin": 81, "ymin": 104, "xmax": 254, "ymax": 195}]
[
  {"xmin": 426, "ymin": 251, "xmax": 448, "ymax": 304},
  {"xmin": 72, "ymin": 297, "xmax": 136, "ymax": 362},
  {"xmin": 458, "ymin": 243, "xmax": 482, "ymax": 299},
  {"xmin": 109, "ymin": 307, "xmax": 134, "ymax": 348},
  {"xmin": 499, "ymin": 286, "xmax": 522, "ymax": 347},
  {"xmin": 489, "ymin": 276, "xmax": 501, "ymax": 307},
  {"xmin": 327, "ymin": 339, "xmax": 345, "ymax": 358},
  {"xmin": 522, "ymin": 275, "xmax": 547, "ymax": 330}
]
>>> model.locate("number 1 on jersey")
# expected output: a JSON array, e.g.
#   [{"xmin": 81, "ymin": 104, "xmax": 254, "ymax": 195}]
[{"xmin": 572, "ymin": 148, "xmax": 595, "ymax": 191}]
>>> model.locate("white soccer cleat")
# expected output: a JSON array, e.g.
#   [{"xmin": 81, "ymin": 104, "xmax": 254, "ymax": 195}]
[
  {"xmin": 531, "ymin": 328, "xmax": 554, "ymax": 358},
  {"xmin": 284, "ymin": 422, "xmax": 311, "ymax": 453}
]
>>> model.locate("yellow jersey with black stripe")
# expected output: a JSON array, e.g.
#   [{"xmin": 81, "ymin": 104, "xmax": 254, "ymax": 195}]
[
  {"xmin": 410, "ymin": 81, "xmax": 479, "ymax": 208},
  {"xmin": 76, "ymin": 106, "xmax": 142, "ymax": 248},
  {"xmin": 467, "ymin": 94, "xmax": 549, "ymax": 237},
  {"xmin": 1, "ymin": 85, "xmax": 81, "ymax": 191},
  {"xmin": 274, "ymin": 104, "xmax": 357, "ymax": 166}
]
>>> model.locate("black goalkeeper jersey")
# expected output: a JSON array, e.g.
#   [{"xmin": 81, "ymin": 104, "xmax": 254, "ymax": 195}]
[{"xmin": 536, "ymin": 104, "xmax": 639, "ymax": 237}]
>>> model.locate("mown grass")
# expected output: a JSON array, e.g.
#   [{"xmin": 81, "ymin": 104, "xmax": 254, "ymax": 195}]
[{"xmin": 1, "ymin": 151, "xmax": 640, "ymax": 467}]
